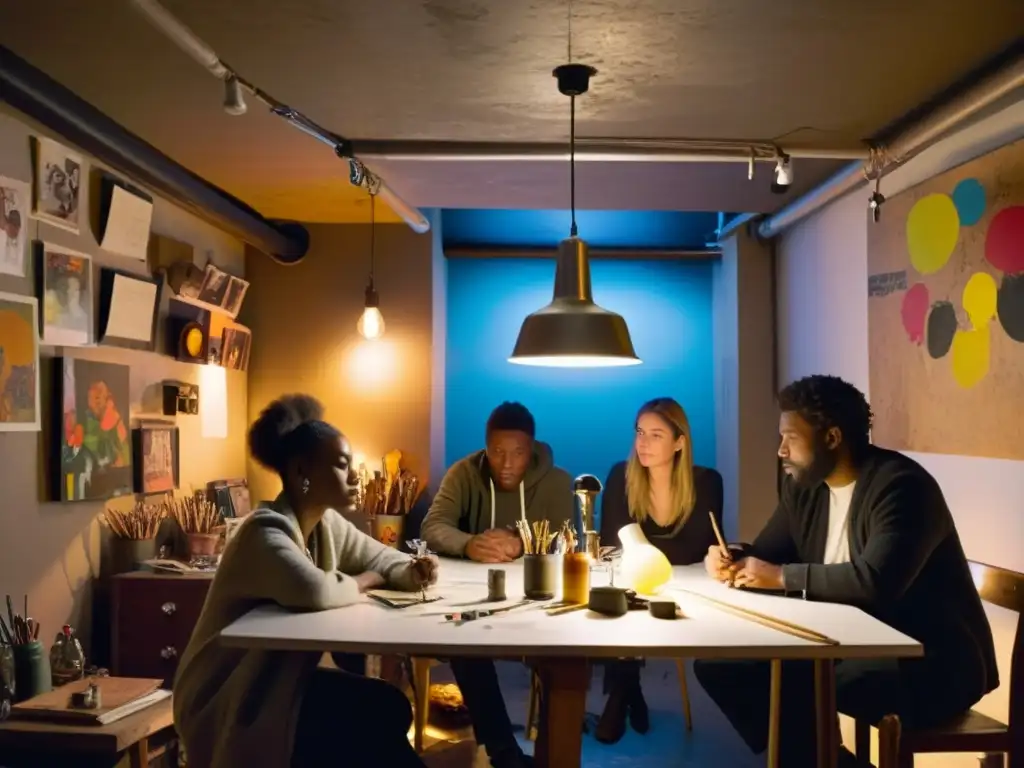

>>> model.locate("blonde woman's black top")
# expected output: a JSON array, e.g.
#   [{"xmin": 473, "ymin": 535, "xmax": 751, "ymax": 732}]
[{"xmin": 599, "ymin": 461, "xmax": 724, "ymax": 566}]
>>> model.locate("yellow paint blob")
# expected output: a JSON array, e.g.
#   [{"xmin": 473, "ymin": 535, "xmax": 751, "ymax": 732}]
[
  {"xmin": 950, "ymin": 326, "xmax": 989, "ymax": 389},
  {"xmin": 962, "ymin": 272, "xmax": 998, "ymax": 328},
  {"xmin": 907, "ymin": 193, "xmax": 960, "ymax": 275}
]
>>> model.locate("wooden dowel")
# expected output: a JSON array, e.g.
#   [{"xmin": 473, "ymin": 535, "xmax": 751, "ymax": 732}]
[
  {"xmin": 708, "ymin": 511, "xmax": 729, "ymax": 558},
  {"xmin": 674, "ymin": 588, "xmax": 840, "ymax": 646}
]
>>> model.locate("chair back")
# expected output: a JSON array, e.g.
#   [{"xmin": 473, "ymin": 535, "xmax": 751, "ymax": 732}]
[{"xmin": 968, "ymin": 561, "xmax": 1023, "ymax": 735}]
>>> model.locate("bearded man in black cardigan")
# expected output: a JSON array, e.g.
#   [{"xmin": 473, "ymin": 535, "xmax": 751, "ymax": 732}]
[{"xmin": 696, "ymin": 375, "xmax": 997, "ymax": 767}]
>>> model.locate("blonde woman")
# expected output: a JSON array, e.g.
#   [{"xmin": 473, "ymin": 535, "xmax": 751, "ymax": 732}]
[{"xmin": 596, "ymin": 397, "xmax": 724, "ymax": 744}]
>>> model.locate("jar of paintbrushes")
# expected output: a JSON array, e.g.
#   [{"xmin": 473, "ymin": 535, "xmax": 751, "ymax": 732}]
[
  {"xmin": 516, "ymin": 519, "xmax": 561, "ymax": 599},
  {"xmin": 166, "ymin": 496, "xmax": 223, "ymax": 568},
  {"xmin": 360, "ymin": 450, "xmax": 422, "ymax": 548},
  {"xmin": 101, "ymin": 501, "xmax": 165, "ymax": 575},
  {"xmin": 3, "ymin": 595, "xmax": 50, "ymax": 703}
]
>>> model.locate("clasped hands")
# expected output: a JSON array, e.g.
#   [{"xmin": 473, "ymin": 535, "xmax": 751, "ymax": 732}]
[
  {"xmin": 704, "ymin": 545, "xmax": 784, "ymax": 590},
  {"xmin": 465, "ymin": 528, "xmax": 523, "ymax": 564}
]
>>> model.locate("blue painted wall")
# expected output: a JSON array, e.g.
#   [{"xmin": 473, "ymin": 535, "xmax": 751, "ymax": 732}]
[
  {"xmin": 442, "ymin": 209, "xmax": 720, "ymax": 249},
  {"xmin": 444, "ymin": 257, "xmax": 716, "ymax": 518}
]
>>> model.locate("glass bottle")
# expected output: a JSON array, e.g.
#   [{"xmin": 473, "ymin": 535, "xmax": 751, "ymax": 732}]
[{"xmin": 50, "ymin": 624, "xmax": 86, "ymax": 687}]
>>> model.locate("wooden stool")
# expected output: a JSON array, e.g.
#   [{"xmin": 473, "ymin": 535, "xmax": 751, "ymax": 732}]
[{"xmin": 0, "ymin": 695, "xmax": 176, "ymax": 768}]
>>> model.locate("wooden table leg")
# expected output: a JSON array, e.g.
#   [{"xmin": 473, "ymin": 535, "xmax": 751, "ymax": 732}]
[
  {"xmin": 532, "ymin": 658, "xmax": 590, "ymax": 768},
  {"xmin": 814, "ymin": 659, "xmax": 838, "ymax": 768},
  {"xmin": 411, "ymin": 657, "xmax": 432, "ymax": 753},
  {"xmin": 128, "ymin": 738, "xmax": 149, "ymax": 768},
  {"xmin": 767, "ymin": 659, "xmax": 782, "ymax": 768}
]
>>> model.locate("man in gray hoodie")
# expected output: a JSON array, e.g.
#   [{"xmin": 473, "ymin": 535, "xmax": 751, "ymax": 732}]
[{"xmin": 422, "ymin": 401, "xmax": 573, "ymax": 768}]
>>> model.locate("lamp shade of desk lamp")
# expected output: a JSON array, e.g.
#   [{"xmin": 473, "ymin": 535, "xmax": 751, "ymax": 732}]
[{"xmin": 618, "ymin": 523, "xmax": 672, "ymax": 595}]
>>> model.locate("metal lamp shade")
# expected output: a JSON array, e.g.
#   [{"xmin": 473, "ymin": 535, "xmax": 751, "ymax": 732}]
[{"xmin": 509, "ymin": 237, "xmax": 641, "ymax": 367}]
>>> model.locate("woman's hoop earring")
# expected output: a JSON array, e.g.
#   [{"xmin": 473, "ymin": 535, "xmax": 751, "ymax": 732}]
[{"xmin": 302, "ymin": 478, "xmax": 310, "ymax": 495}]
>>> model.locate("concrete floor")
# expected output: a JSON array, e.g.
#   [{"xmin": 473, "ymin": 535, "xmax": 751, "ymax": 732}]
[{"xmin": 421, "ymin": 659, "xmax": 766, "ymax": 768}]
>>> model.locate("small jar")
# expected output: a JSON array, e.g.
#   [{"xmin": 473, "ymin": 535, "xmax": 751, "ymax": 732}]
[
  {"xmin": 562, "ymin": 552, "xmax": 591, "ymax": 604},
  {"xmin": 50, "ymin": 625, "xmax": 85, "ymax": 687}
]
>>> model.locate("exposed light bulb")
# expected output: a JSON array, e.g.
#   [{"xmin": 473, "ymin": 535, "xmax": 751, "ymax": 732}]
[
  {"xmin": 357, "ymin": 283, "xmax": 384, "ymax": 340},
  {"xmin": 770, "ymin": 155, "xmax": 793, "ymax": 195},
  {"xmin": 357, "ymin": 306, "xmax": 385, "ymax": 340},
  {"xmin": 618, "ymin": 523, "xmax": 672, "ymax": 595}
]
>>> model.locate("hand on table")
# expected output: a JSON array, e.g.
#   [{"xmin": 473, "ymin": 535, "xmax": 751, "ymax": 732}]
[
  {"xmin": 465, "ymin": 529, "xmax": 518, "ymax": 563},
  {"xmin": 409, "ymin": 555, "xmax": 440, "ymax": 588},
  {"xmin": 730, "ymin": 557, "xmax": 784, "ymax": 590},
  {"xmin": 353, "ymin": 571, "xmax": 386, "ymax": 593}
]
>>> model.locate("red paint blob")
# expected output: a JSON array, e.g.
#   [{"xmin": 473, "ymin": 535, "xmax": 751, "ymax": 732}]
[
  {"xmin": 985, "ymin": 206, "xmax": 1024, "ymax": 274},
  {"xmin": 901, "ymin": 283, "xmax": 929, "ymax": 344}
]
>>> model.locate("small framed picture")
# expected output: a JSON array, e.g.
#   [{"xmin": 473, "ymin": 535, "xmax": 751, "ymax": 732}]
[
  {"xmin": 32, "ymin": 137, "xmax": 82, "ymax": 234},
  {"xmin": 133, "ymin": 424, "xmax": 180, "ymax": 495},
  {"xmin": 97, "ymin": 268, "xmax": 162, "ymax": 351},
  {"xmin": 35, "ymin": 241, "xmax": 93, "ymax": 346}
]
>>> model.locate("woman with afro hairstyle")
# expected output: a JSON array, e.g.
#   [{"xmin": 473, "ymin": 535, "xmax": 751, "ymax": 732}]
[{"xmin": 173, "ymin": 394, "xmax": 437, "ymax": 768}]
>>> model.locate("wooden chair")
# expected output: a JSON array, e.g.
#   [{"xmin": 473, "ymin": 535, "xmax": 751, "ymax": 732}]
[{"xmin": 855, "ymin": 561, "xmax": 1023, "ymax": 768}]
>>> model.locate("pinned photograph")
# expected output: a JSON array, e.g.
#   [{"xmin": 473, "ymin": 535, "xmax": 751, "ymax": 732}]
[
  {"xmin": 32, "ymin": 137, "xmax": 83, "ymax": 233},
  {"xmin": 0, "ymin": 176, "xmax": 30, "ymax": 277}
]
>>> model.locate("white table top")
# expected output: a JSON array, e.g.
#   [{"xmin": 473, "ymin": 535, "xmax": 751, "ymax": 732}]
[{"xmin": 220, "ymin": 559, "xmax": 923, "ymax": 661}]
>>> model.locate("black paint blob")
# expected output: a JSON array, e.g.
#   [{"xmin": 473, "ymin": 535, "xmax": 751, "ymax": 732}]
[
  {"xmin": 996, "ymin": 273, "xmax": 1024, "ymax": 343},
  {"xmin": 926, "ymin": 301, "xmax": 958, "ymax": 359}
]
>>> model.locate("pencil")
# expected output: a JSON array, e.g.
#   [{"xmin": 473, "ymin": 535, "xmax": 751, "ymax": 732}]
[{"xmin": 708, "ymin": 511, "xmax": 730, "ymax": 559}]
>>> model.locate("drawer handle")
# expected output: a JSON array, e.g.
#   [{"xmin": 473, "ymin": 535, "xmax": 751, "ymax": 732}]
[
  {"xmin": 160, "ymin": 646, "xmax": 178, "ymax": 660},
  {"xmin": 161, "ymin": 602, "xmax": 177, "ymax": 615}
]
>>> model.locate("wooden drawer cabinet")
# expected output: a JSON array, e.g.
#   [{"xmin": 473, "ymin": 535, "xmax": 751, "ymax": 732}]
[{"xmin": 111, "ymin": 572, "xmax": 212, "ymax": 686}]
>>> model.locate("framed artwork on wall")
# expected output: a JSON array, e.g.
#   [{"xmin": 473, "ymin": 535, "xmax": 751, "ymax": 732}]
[
  {"xmin": 97, "ymin": 268, "xmax": 162, "ymax": 351},
  {"xmin": 0, "ymin": 175, "xmax": 30, "ymax": 278},
  {"xmin": 0, "ymin": 292, "xmax": 41, "ymax": 432},
  {"xmin": 133, "ymin": 424, "xmax": 180, "ymax": 494},
  {"xmin": 31, "ymin": 137, "xmax": 82, "ymax": 234},
  {"xmin": 35, "ymin": 241, "xmax": 93, "ymax": 346},
  {"xmin": 53, "ymin": 357, "xmax": 132, "ymax": 501}
]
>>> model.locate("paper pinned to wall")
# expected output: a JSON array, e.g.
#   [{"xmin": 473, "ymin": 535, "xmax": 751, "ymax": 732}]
[
  {"xmin": 104, "ymin": 273, "xmax": 158, "ymax": 342},
  {"xmin": 101, "ymin": 185, "xmax": 154, "ymax": 260}
]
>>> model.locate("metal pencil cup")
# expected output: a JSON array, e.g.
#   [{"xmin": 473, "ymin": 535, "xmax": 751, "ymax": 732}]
[{"xmin": 523, "ymin": 554, "xmax": 560, "ymax": 600}]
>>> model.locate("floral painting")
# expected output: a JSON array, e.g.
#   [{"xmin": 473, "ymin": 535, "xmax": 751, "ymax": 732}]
[
  {"xmin": 56, "ymin": 357, "xmax": 132, "ymax": 501},
  {"xmin": 39, "ymin": 243, "xmax": 93, "ymax": 346}
]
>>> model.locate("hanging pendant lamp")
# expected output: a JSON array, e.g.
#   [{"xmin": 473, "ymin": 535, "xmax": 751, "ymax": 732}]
[
  {"xmin": 357, "ymin": 192, "xmax": 385, "ymax": 340},
  {"xmin": 508, "ymin": 63, "xmax": 640, "ymax": 367}
]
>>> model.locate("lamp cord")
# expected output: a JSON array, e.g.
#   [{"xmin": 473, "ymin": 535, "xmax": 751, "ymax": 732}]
[
  {"xmin": 368, "ymin": 193, "xmax": 376, "ymax": 288},
  {"xmin": 568, "ymin": 0, "xmax": 577, "ymax": 238}
]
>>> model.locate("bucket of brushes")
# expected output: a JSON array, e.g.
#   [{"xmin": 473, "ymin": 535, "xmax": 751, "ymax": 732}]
[{"xmin": 102, "ymin": 501, "xmax": 165, "ymax": 575}]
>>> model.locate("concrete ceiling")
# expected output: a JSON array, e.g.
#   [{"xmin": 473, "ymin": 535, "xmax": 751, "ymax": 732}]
[{"xmin": 1, "ymin": 1, "xmax": 1021, "ymax": 224}]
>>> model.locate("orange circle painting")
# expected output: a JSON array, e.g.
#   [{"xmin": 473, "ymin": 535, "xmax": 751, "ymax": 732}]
[{"xmin": 0, "ymin": 300, "xmax": 39, "ymax": 428}]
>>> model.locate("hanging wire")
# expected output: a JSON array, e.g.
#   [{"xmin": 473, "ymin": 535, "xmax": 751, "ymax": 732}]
[
  {"xmin": 368, "ymin": 192, "xmax": 376, "ymax": 286},
  {"xmin": 567, "ymin": 0, "xmax": 577, "ymax": 237},
  {"xmin": 570, "ymin": 94, "xmax": 578, "ymax": 237}
]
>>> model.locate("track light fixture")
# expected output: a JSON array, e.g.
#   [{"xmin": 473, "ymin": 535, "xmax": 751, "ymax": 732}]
[
  {"xmin": 770, "ymin": 154, "xmax": 793, "ymax": 194},
  {"xmin": 222, "ymin": 76, "xmax": 247, "ymax": 116}
]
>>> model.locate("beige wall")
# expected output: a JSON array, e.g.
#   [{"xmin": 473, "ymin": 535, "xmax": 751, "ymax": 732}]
[
  {"xmin": 0, "ymin": 108, "xmax": 248, "ymax": 654},
  {"xmin": 243, "ymin": 221, "xmax": 439, "ymax": 508},
  {"xmin": 713, "ymin": 227, "xmax": 779, "ymax": 542},
  {"xmin": 776, "ymin": 97, "xmax": 1024, "ymax": 767}
]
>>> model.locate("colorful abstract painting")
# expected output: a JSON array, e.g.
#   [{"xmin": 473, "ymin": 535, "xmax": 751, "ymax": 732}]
[
  {"xmin": 0, "ymin": 292, "xmax": 40, "ymax": 432},
  {"xmin": 55, "ymin": 357, "xmax": 132, "ymax": 501},
  {"xmin": 867, "ymin": 138, "xmax": 1024, "ymax": 459}
]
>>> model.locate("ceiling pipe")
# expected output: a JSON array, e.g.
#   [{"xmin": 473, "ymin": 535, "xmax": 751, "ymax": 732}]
[
  {"xmin": 759, "ymin": 46, "xmax": 1024, "ymax": 240},
  {"xmin": 0, "ymin": 44, "xmax": 308, "ymax": 262},
  {"xmin": 352, "ymin": 139, "xmax": 868, "ymax": 164},
  {"xmin": 129, "ymin": 0, "xmax": 430, "ymax": 235}
]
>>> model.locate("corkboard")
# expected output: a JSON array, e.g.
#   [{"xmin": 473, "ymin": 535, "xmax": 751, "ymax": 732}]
[{"xmin": 867, "ymin": 138, "xmax": 1024, "ymax": 459}]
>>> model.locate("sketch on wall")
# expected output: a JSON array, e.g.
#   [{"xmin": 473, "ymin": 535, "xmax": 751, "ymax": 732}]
[
  {"xmin": 0, "ymin": 176, "xmax": 30, "ymax": 277},
  {"xmin": 867, "ymin": 137, "xmax": 1024, "ymax": 460},
  {"xmin": 32, "ymin": 137, "xmax": 82, "ymax": 233},
  {"xmin": 55, "ymin": 357, "xmax": 132, "ymax": 501},
  {"xmin": 0, "ymin": 292, "xmax": 40, "ymax": 432}
]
